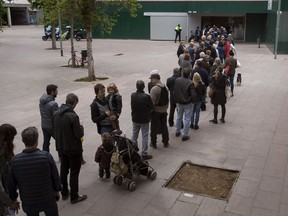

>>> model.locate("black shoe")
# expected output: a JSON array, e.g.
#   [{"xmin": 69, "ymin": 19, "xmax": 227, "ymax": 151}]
[
  {"xmin": 231, "ymin": 94, "xmax": 234, "ymax": 97},
  {"xmin": 61, "ymin": 191, "xmax": 70, "ymax": 201},
  {"xmin": 190, "ymin": 123, "xmax": 194, "ymax": 129},
  {"xmin": 182, "ymin": 136, "xmax": 190, "ymax": 141},
  {"xmin": 149, "ymin": 143, "xmax": 157, "ymax": 149},
  {"xmin": 164, "ymin": 143, "xmax": 169, "ymax": 148},
  {"xmin": 194, "ymin": 125, "xmax": 199, "ymax": 130},
  {"xmin": 142, "ymin": 154, "xmax": 153, "ymax": 160},
  {"xmin": 71, "ymin": 195, "xmax": 87, "ymax": 204},
  {"xmin": 220, "ymin": 118, "xmax": 225, "ymax": 123},
  {"xmin": 169, "ymin": 122, "xmax": 174, "ymax": 127},
  {"xmin": 175, "ymin": 132, "xmax": 181, "ymax": 137},
  {"xmin": 209, "ymin": 119, "xmax": 218, "ymax": 124}
]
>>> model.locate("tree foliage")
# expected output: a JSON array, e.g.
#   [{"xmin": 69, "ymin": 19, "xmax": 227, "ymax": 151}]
[{"xmin": 0, "ymin": 0, "xmax": 6, "ymax": 26}]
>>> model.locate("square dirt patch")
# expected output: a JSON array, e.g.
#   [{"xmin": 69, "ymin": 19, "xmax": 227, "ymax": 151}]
[{"xmin": 165, "ymin": 161, "xmax": 239, "ymax": 200}]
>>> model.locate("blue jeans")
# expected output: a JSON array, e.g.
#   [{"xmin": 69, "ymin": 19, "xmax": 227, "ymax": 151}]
[
  {"xmin": 131, "ymin": 122, "xmax": 149, "ymax": 156},
  {"xmin": 191, "ymin": 102, "xmax": 201, "ymax": 126},
  {"xmin": 228, "ymin": 74, "xmax": 235, "ymax": 94},
  {"xmin": 176, "ymin": 103, "xmax": 193, "ymax": 137},
  {"xmin": 100, "ymin": 125, "xmax": 114, "ymax": 134}
]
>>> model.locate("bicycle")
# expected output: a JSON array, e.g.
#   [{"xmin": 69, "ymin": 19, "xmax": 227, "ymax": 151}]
[{"xmin": 68, "ymin": 51, "xmax": 87, "ymax": 68}]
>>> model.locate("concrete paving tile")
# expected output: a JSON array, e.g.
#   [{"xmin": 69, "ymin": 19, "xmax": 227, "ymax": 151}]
[
  {"xmin": 223, "ymin": 157, "xmax": 246, "ymax": 171},
  {"xmin": 222, "ymin": 212, "xmax": 242, "ymax": 216},
  {"xmin": 240, "ymin": 166, "xmax": 263, "ymax": 182},
  {"xmin": 269, "ymin": 144, "xmax": 288, "ymax": 155},
  {"xmin": 244, "ymin": 155, "xmax": 266, "ymax": 170},
  {"xmin": 263, "ymin": 162, "xmax": 286, "ymax": 178},
  {"xmin": 228, "ymin": 148, "xmax": 250, "ymax": 159},
  {"xmin": 253, "ymin": 190, "xmax": 281, "ymax": 211},
  {"xmin": 206, "ymin": 150, "xmax": 228, "ymax": 163},
  {"xmin": 281, "ymin": 187, "xmax": 288, "ymax": 205},
  {"xmin": 59, "ymin": 200, "xmax": 95, "ymax": 216},
  {"xmin": 233, "ymin": 179, "xmax": 259, "ymax": 197},
  {"xmin": 138, "ymin": 204, "xmax": 169, "ymax": 216},
  {"xmin": 279, "ymin": 203, "xmax": 288, "ymax": 216},
  {"xmin": 149, "ymin": 187, "xmax": 181, "ymax": 209},
  {"xmin": 178, "ymin": 193, "xmax": 204, "ymax": 205},
  {"xmin": 225, "ymin": 193, "xmax": 253, "ymax": 216},
  {"xmin": 249, "ymin": 207, "xmax": 277, "ymax": 216},
  {"xmin": 194, "ymin": 197, "xmax": 226, "ymax": 216},
  {"xmin": 110, "ymin": 208, "xmax": 138, "ymax": 216},
  {"xmin": 259, "ymin": 175, "xmax": 283, "ymax": 193},
  {"xmin": 249, "ymin": 145, "xmax": 270, "ymax": 157},
  {"xmin": 272, "ymin": 135, "xmax": 288, "ymax": 146},
  {"xmin": 266, "ymin": 152, "xmax": 288, "ymax": 165},
  {"xmin": 168, "ymin": 201, "xmax": 199, "ymax": 216}
]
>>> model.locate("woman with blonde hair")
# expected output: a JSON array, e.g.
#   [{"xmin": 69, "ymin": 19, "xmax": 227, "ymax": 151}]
[{"xmin": 190, "ymin": 73, "xmax": 206, "ymax": 130}]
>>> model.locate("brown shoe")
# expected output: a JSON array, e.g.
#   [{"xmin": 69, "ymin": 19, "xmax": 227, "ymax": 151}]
[{"xmin": 142, "ymin": 155, "xmax": 153, "ymax": 160}]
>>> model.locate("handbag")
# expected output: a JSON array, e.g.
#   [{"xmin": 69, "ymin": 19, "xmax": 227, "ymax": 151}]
[
  {"xmin": 224, "ymin": 65, "xmax": 230, "ymax": 75},
  {"xmin": 208, "ymin": 88, "xmax": 215, "ymax": 98}
]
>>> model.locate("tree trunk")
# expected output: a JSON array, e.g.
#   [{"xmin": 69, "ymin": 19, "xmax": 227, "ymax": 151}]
[
  {"xmin": 86, "ymin": 26, "xmax": 96, "ymax": 81},
  {"xmin": 70, "ymin": 17, "xmax": 76, "ymax": 67},
  {"xmin": 51, "ymin": 24, "xmax": 57, "ymax": 50}
]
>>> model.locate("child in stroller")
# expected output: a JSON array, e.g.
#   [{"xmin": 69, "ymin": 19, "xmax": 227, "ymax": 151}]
[{"xmin": 110, "ymin": 132, "xmax": 157, "ymax": 191}]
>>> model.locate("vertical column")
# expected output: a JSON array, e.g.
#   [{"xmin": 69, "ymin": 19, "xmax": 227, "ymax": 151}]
[{"xmin": 7, "ymin": 7, "xmax": 12, "ymax": 27}]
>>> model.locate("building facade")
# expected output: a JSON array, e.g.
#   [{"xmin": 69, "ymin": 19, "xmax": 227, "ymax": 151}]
[{"xmin": 93, "ymin": 0, "xmax": 288, "ymax": 54}]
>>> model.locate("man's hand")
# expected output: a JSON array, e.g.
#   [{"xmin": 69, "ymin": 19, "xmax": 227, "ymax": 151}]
[
  {"xmin": 109, "ymin": 115, "xmax": 116, "ymax": 121},
  {"xmin": 10, "ymin": 201, "xmax": 20, "ymax": 213},
  {"xmin": 55, "ymin": 192, "xmax": 60, "ymax": 201}
]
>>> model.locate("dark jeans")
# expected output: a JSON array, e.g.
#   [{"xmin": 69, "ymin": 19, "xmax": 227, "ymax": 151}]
[
  {"xmin": 228, "ymin": 74, "xmax": 235, "ymax": 94},
  {"xmin": 100, "ymin": 125, "xmax": 114, "ymax": 134},
  {"xmin": 42, "ymin": 128, "xmax": 61, "ymax": 158},
  {"xmin": 150, "ymin": 112, "xmax": 169, "ymax": 145},
  {"xmin": 99, "ymin": 166, "xmax": 111, "ymax": 179},
  {"xmin": 23, "ymin": 199, "xmax": 58, "ymax": 216},
  {"xmin": 213, "ymin": 104, "xmax": 226, "ymax": 120},
  {"xmin": 175, "ymin": 33, "xmax": 181, "ymax": 42},
  {"xmin": 60, "ymin": 153, "xmax": 82, "ymax": 200},
  {"xmin": 168, "ymin": 98, "xmax": 177, "ymax": 126}
]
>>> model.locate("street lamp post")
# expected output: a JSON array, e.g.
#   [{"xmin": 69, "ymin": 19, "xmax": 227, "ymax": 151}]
[
  {"xmin": 274, "ymin": 0, "xmax": 282, "ymax": 59},
  {"xmin": 57, "ymin": 0, "xmax": 63, "ymax": 57}
]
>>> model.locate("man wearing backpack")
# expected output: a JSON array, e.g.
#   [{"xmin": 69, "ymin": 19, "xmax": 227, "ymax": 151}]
[{"xmin": 149, "ymin": 73, "xmax": 169, "ymax": 149}]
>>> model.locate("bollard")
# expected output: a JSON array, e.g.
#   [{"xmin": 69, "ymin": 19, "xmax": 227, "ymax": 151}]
[{"xmin": 257, "ymin": 36, "xmax": 261, "ymax": 48}]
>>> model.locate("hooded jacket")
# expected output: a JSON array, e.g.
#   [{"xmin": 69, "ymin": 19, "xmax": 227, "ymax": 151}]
[
  {"xmin": 39, "ymin": 94, "xmax": 58, "ymax": 130},
  {"xmin": 53, "ymin": 104, "xmax": 83, "ymax": 154}
]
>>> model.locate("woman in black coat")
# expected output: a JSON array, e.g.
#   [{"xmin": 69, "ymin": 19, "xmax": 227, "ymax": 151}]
[{"xmin": 209, "ymin": 66, "xmax": 228, "ymax": 124}]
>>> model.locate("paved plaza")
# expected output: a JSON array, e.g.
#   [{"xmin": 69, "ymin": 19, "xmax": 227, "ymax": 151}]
[{"xmin": 1, "ymin": 26, "xmax": 288, "ymax": 216}]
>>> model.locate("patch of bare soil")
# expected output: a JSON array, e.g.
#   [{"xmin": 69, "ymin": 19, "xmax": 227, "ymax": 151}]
[{"xmin": 166, "ymin": 162, "xmax": 239, "ymax": 200}]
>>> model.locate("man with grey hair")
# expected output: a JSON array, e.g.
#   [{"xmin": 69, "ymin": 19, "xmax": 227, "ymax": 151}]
[
  {"xmin": 8, "ymin": 127, "xmax": 62, "ymax": 215},
  {"xmin": 53, "ymin": 93, "xmax": 87, "ymax": 204},
  {"xmin": 131, "ymin": 80, "xmax": 154, "ymax": 160}
]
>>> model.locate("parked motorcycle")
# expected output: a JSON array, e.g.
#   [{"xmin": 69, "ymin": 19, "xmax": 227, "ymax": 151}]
[{"xmin": 42, "ymin": 25, "xmax": 60, "ymax": 41}]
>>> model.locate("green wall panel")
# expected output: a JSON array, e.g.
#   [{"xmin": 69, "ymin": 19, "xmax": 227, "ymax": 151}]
[{"xmin": 246, "ymin": 14, "xmax": 267, "ymax": 42}]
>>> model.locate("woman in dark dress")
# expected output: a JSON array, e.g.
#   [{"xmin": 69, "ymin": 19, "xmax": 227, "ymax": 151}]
[{"xmin": 209, "ymin": 66, "xmax": 228, "ymax": 124}]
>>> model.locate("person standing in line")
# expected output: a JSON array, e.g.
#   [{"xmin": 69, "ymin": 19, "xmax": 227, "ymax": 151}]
[
  {"xmin": 39, "ymin": 84, "xmax": 60, "ymax": 157},
  {"xmin": 190, "ymin": 73, "xmax": 206, "ymax": 130},
  {"xmin": 175, "ymin": 24, "xmax": 182, "ymax": 43},
  {"xmin": 166, "ymin": 68, "xmax": 181, "ymax": 127},
  {"xmin": 95, "ymin": 132, "xmax": 114, "ymax": 181},
  {"xmin": 8, "ymin": 127, "xmax": 62, "ymax": 215},
  {"xmin": 174, "ymin": 68, "xmax": 196, "ymax": 141},
  {"xmin": 195, "ymin": 26, "xmax": 201, "ymax": 42},
  {"xmin": 53, "ymin": 93, "xmax": 87, "ymax": 204},
  {"xmin": 149, "ymin": 73, "xmax": 169, "ymax": 149},
  {"xmin": 0, "ymin": 124, "xmax": 20, "ymax": 215},
  {"xmin": 224, "ymin": 50, "xmax": 237, "ymax": 97},
  {"xmin": 131, "ymin": 80, "xmax": 154, "ymax": 160},
  {"xmin": 91, "ymin": 84, "xmax": 115, "ymax": 135}
]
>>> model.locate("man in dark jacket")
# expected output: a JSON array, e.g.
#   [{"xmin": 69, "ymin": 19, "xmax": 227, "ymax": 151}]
[
  {"xmin": 131, "ymin": 80, "xmax": 154, "ymax": 160},
  {"xmin": 8, "ymin": 127, "xmax": 61, "ymax": 215},
  {"xmin": 166, "ymin": 68, "xmax": 181, "ymax": 127},
  {"xmin": 39, "ymin": 84, "xmax": 59, "ymax": 155},
  {"xmin": 53, "ymin": 93, "xmax": 87, "ymax": 204},
  {"xmin": 174, "ymin": 67, "xmax": 196, "ymax": 141}
]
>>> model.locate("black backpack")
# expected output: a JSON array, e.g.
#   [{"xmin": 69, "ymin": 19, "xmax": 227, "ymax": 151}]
[{"xmin": 156, "ymin": 85, "xmax": 169, "ymax": 106}]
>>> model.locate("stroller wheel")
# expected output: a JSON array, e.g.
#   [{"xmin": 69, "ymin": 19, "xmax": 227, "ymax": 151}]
[
  {"xmin": 113, "ymin": 176, "xmax": 123, "ymax": 185},
  {"xmin": 128, "ymin": 182, "xmax": 136, "ymax": 192},
  {"xmin": 147, "ymin": 170, "xmax": 152, "ymax": 180},
  {"xmin": 150, "ymin": 171, "xmax": 157, "ymax": 181}
]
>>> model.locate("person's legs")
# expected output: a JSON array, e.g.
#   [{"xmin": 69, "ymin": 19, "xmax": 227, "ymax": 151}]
[
  {"xmin": 131, "ymin": 122, "xmax": 140, "ymax": 144},
  {"xmin": 191, "ymin": 103, "xmax": 196, "ymax": 125},
  {"xmin": 43, "ymin": 200, "xmax": 59, "ymax": 216},
  {"xmin": 141, "ymin": 123, "xmax": 149, "ymax": 156},
  {"xmin": 229, "ymin": 74, "xmax": 235, "ymax": 95},
  {"xmin": 150, "ymin": 112, "xmax": 158, "ymax": 146},
  {"xmin": 99, "ymin": 166, "xmax": 104, "ymax": 178},
  {"xmin": 182, "ymin": 103, "xmax": 193, "ymax": 137},
  {"xmin": 179, "ymin": 33, "xmax": 181, "ymax": 42},
  {"xmin": 168, "ymin": 99, "xmax": 176, "ymax": 126},
  {"xmin": 69, "ymin": 153, "xmax": 82, "ymax": 200},
  {"xmin": 42, "ymin": 128, "xmax": 52, "ymax": 152},
  {"xmin": 214, "ymin": 104, "xmax": 218, "ymax": 120},
  {"xmin": 175, "ymin": 104, "xmax": 184, "ymax": 134},
  {"xmin": 105, "ymin": 167, "xmax": 111, "ymax": 179},
  {"xmin": 60, "ymin": 153, "xmax": 70, "ymax": 197},
  {"xmin": 194, "ymin": 102, "xmax": 201, "ymax": 126},
  {"xmin": 221, "ymin": 104, "xmax": 226, "ymax": 120},
  {"xmin": 160, "ymin": 113, "xmax": 169, "ymax": 145}
]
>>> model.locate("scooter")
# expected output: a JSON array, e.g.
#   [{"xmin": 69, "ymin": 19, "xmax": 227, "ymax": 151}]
[
  {"xmin": 42, "ymin": 26, "xmax": 61, "ymax": 41},
  {"xmin": 75, "ymin": 29, "xmax": 87, "ymax": 41}
]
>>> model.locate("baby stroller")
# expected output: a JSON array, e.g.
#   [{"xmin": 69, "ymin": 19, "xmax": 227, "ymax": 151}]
[{"xmin": 110, "ymin": 132, "xmax": 157, "ymax": 192}]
